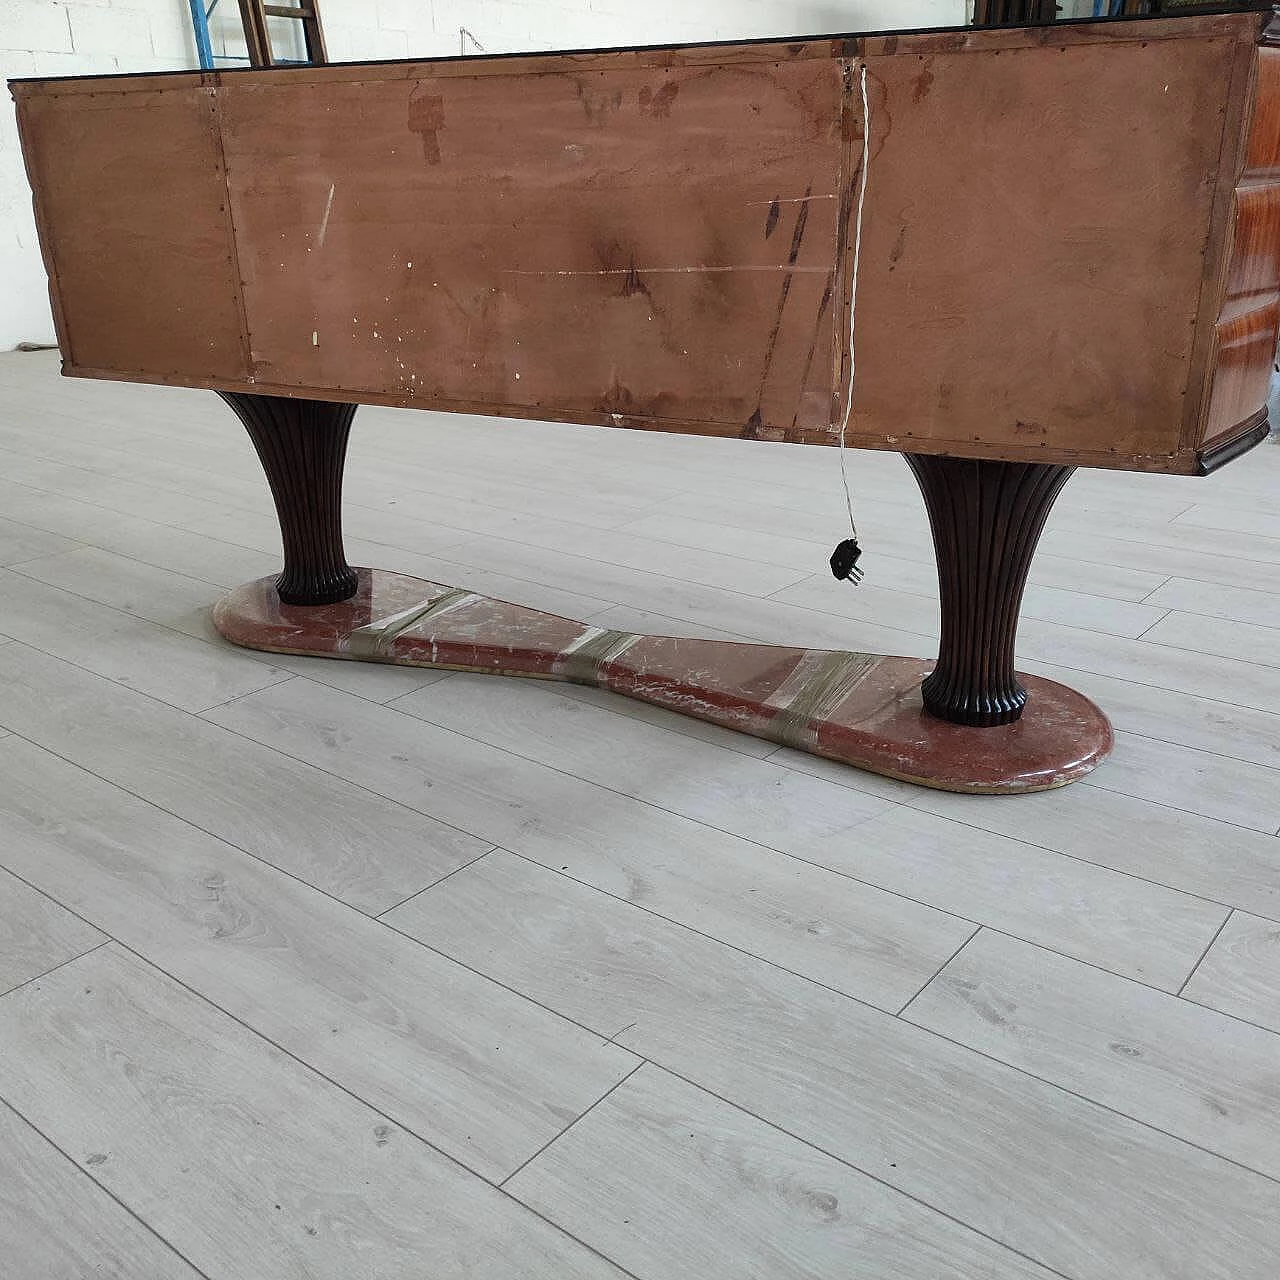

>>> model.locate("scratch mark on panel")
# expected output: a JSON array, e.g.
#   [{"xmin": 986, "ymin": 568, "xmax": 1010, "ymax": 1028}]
[
  {"xmin": 748, "ymin": 195, "xmax": 837, "ymax": 206},
  {"xmin": 504, "ymin": 265, "xmax": 832, "ymax": 277},
  {"xmin": 317, "ymin": 183, "xmax": 335, "ymax": 248}
]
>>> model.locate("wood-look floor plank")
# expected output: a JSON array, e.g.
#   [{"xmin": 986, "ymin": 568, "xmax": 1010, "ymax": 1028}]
[
  {"xmin": 398, "ymin": 674, "xmax": 1225, "ymax": 989},
  {"xmin": 0, "ymin": 1100, "xmax": 203, "ymax": 1280},
  {"xmin": 904, "ymin": 929, "xmax": 1280, "ymax": 1180},
  {"xmin": 0, "ymin": 513, "xmax": 81, "ymax": 567},
  {"xmin": 0, "ymin": 567, "xmax": 291, "ymax": 713},
  {"xmin": 777, "ymin": 749, "xmax": 1280, "ymax": 921},
  {"xmin": 386, "ymin": 851, "xmax": 1280, "ymax": 1280},
  {"xmin": 0, "ymin": 864, "xmax": 105, "ymax": 996},
  {"xmin": 509, "ymin": 1065, "xmax": 1057, "ymax": 1280},
  {"xmin": 205, "ymin": 679, "xmax": 971, "ymax": 1013},
  {"xmin": 1015, "ymin": 615, "xmax": 1280, "ymax": 717},
  {"xmin": 1144, "ymin": 612, "xmax": 1280, "ymax": 670},
  {"xmin": 1173, "ymin": 502, "xmax": 1280, "ymax": 541},
  {"xmin": 0, "ymin": 946, "xmax": 627, "ymax": 1280},
  {"xmin": 1145, "ymin": 577, "xmax": 1280, "ymax": 629},
  {"xmin": 0, "ymin": 449, "xmax": 249, "ymax": 532},
  {"xmin": 0, "ymin": 474, "xmax": 276, "ymax": 582},
  {"xmin": 16, "ymin": 546, "xmax": 461, "ymax": 703},
  {"xmin": 1183, "ymin": 912, "xmax": 1280, "ymax": 1033},
  {"xmin": 773, "ymin": 567, "xmax": 1167, "ymax": 640},
  {"xmin": 0, "ymin": 644, "xmax": 487, "ymax": 914},
  {"xmin": 171, "ymin": 483, "xmax": 807, "ymax": 601},
  {"xmin": 1038, "ymin": 527, "xmax": 1280, "ymax": 595},
  {"xmin": 0, "ymin": 736, "xmax": 637, "ymax": 1180},
  {"xmin": 650, "ymin": 488, "xmax": 1172, "ymax": 602},
  {"xmin": 1084, "ymin": 732, "xmax": 1280, "ymax": 834},
  {"xmin": 1024, "ymin": 660, "xmax": 1280, "ymax": 771},
  {"xmin": 345, "ymin": 539, "xmax": 616, "ymax": 622}
]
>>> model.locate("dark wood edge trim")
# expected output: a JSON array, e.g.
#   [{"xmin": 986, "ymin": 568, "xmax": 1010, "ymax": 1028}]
[
  {"xmin": 11, "ymin": 99, "xmax": 74, "ymax": 368},
  {"xmin": 1178, "ymin": 22, "xmax": 1259, "ymax": 457},
  {"xmin": 1195, "ymin": 408, "xmax": 1271, "ymax": 473},
  {"xmin": 7, "ymin": 11, "xmax": 1265, "ymax": 96}
]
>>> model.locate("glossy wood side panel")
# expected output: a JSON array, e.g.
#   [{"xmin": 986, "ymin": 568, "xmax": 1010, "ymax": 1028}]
[
  {"xmin": 1203, "ymin": 303, "xmax": 1280, "ymax": 444},
  {"xmin": 1201, "ymin": 42, "xmax": 1280, "ymax": 448},
  {"xmin": 1220, "ymin": 184, "xmax": 1280, "ymax": 325}
]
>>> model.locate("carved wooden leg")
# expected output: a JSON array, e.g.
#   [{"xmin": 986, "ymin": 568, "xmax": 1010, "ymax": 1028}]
[
  {"xmin": 904, "ymin": 454, "xmax": 1074, "ymax": 727},
  {"xmin": 219, "ymin": 392, "xmax": 359, "ymax": 606}
]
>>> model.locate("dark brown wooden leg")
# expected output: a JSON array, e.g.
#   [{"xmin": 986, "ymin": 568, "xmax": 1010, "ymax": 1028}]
[
  {"xmin": 904, "ymin": 454, "xmax": 1074, "ymax": 727},
  {"xmin": 219, "ymin": 392, "xmax": 359, "ymax": 606}
]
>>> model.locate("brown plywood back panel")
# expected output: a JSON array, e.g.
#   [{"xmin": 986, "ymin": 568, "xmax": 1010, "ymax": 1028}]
[
  {"xmin": 10, "ymin": 13, "xmax": 1272, "ymax": 472},
  {"xmin": 845, "ymin": 34, "xmax": 1240, "ymax": 468},
  {"xmin": 217, "ymin": 59, "xmax": 849, "ymax": 443},
  {"xmin": 15, "ymin": 84, "xmax": 248, "ymax": 382}
]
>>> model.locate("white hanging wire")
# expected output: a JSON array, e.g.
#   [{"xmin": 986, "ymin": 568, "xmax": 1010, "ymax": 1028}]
[{"xmin": 835, "ymin": 62, "xmax": 872, "ymax": 570}]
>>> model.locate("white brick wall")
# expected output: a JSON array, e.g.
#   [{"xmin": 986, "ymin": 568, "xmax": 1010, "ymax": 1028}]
[{"xmin": 1, "ymin": 0, "xmax": 966, "ymax": 347}]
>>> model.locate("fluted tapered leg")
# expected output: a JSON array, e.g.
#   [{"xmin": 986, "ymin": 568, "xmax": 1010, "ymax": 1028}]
[
  {"xmin": 219, "ymin": 392, "xmax": 359, "ymax": 606},
  {"xmin": 905, "ymin": 454, "xmax": 1074, "ymax": 727}
]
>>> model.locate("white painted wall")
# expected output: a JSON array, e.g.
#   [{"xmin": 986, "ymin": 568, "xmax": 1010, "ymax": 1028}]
[{"xmin": 0, "ymin": 0, "xmax": 965, "ymax": 348}]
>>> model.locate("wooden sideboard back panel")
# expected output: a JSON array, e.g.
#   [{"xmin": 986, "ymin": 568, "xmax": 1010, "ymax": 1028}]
[
  {"xmin": 216, "ymin": 59, "xmax": 847, "ymax": 442},
  {"xmin": 11, "ymin": 13, "xmax": 1275, "ymax": 474},
  {"xmin": 849, "ymin": 31, "xmax": 1241, "ymax": 469}
]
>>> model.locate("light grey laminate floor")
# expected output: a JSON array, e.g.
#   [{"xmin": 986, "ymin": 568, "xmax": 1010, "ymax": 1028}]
[{"xmin": 1, "ymin": 349, "xmax": 1278, "ymax": 1279}]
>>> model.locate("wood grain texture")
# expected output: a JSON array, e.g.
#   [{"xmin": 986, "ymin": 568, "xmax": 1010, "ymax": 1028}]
[
  {"xmin": 1144, "ymin": 610, "xmax": 1280, "ymax": 676},
  {"xmin": 0, "ymin": 566, "xmax": 291, "ymax": 713},
  {"xmin": 387, "ymin": 850, "xmax": 1280, "ymax": 1280},
  {"xmin": 0, "ymin": 643, "xmax": 488, "ymax": 915},
  {"xmin": 206, "ymin": 677, "xmax": 977, "ymax": 1013},
  {"xmin": 0, "ymin": 865, "xmax": 104, "ymax": 995},
  {"xmin": 851, "ymin": 32, "xmax": 1242, "ymax": 470},
  {"xmin": 893, "ymin": 769, "xmax": 1280, "ymax": 923},
  {"xmin": 1145, "ymin": 576, "xmax": 1280, "ymax": 630},
  {"xmin": 11, "ymin": 12, "xmax": 1271, "ymax": 472},
  {"xmin": 395, "ymin": 672, "xmax": 1220, "ymax": 988},
  {"xmin": 0, "ymin": 1099, "xmax": 202, "ymax": 1280},
  {"xmin": 0, "ymin": 735, "xmax": 638, "ymax": 1181},
  {"xmin": 1083, "ymin": 729, "xmax": 1280, "ymax": 834},
  {"xmin": 1183, "ymin": 911, "xmax": 1280, "ymax": 1032},
  {"xmin": 509, "ymin": 1065, "xmax": 1057, "ymax": 1280},
  {"xmin": 0, "ymin": 946, "xmax": 627, "ymax": 1280},
  {"xmin": 0, "ymin": 514, "xmax": 79, "ymax": 566},
  {"xmin": 1022, "ymin": 659, "xmax": 1280, "ymax": 773},
  {"xmin": 905, "ymin": 929, "xmax": 1280, "ymax": 1181}
]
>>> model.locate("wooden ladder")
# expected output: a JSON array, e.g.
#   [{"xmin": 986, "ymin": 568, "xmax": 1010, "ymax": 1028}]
[{"xmin": 236, "ymin": 0, "xmax": 328, "ymax": 68}]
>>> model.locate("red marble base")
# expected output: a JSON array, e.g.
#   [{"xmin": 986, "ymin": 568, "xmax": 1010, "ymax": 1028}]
[{"xmin": 213, "ymin": 569, "xmax": 1113, "ymax": 794}]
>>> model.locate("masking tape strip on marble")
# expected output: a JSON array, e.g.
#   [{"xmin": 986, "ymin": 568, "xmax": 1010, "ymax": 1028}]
[
  {"xmin": 764, "ymin": 650, "xmax": 877, "ymax": 750},
  {"xmin": 347, "ymin": 589, "xmax": 478, "ymax": 658},
  {"xmin": 557, "ymin": 627, "xmax": 642, "ymax": 685}
]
